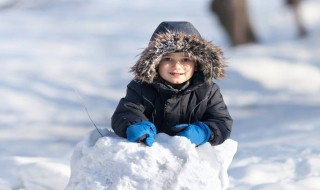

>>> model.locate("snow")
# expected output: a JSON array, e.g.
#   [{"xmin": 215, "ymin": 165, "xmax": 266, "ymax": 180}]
[
  {"xmin": 1, "ymin": 0, "xmax": 320, "ymax": 189},
  {"xmin": 65, "ymin": 129, "xmax": 237, "ymax": 190}
]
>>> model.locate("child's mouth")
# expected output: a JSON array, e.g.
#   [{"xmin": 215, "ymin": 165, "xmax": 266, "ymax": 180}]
[{"xmin": 170, "ymin": 72, "xmax": 183, "ymax": 76}]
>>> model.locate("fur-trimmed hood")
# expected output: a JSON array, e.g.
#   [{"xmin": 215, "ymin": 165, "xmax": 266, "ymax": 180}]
[{"xmin": 130, "ymin": 22, "xmax": 226, "ymax": 84}]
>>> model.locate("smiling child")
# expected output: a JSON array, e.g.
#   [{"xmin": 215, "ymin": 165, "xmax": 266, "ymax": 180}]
[{"xmin": 111, "ymin": 21, "xmax": 233, "ymax": 147}]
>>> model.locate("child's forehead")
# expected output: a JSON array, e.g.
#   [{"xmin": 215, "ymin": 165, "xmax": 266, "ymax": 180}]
[{"xmin": 163, "ymin": 52, "xmax": 190, "ymax": 57}]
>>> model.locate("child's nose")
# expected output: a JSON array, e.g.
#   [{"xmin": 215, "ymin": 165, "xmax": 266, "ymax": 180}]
[{"xmin": 171, "ymin": 61, "xmax": 183, "ymax": 68}]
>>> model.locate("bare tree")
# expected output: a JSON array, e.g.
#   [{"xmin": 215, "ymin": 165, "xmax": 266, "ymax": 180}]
[
  {"xmin": 286, "ymin": 0, "xmax": 307, "ymax": 37},
  {"xmin": 210, "ymin": 0, "xmax": 256, "ymax": 46},
  {"xmin": 210, "ymin": 0, "xmax": 308, "ymax": 46}
]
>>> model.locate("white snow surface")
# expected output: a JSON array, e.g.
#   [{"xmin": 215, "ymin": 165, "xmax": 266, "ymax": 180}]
[
  {"xmin": 65, "ymin": 129, "xmax": 237, "ymax": 190},
  {"xmin": 1, "ymin": 0, "xmax": 320, "ymax": 189}
]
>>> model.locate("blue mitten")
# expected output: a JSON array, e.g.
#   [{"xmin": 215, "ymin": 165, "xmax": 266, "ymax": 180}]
[
  {"xmin": 171, "ymin": 122, "xmax": 211, "ymax": 146},
  {"xmin": 126, "ymin": 121, "xmax": 157, "ymax": 146}
]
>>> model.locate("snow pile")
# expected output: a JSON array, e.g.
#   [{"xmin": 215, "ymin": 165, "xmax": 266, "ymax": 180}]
[{"xmin": 65, "ymin": 129, "xmax": 237, "ymax": 190}]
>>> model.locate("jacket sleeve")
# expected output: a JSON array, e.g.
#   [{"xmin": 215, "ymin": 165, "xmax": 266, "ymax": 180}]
[
  {"xmin": 202, "ymin": 83, "xmax": 233, "ymax": 145},
  {"xmin": 111, "ymin": 80, "xmax": 149, "ymax": 138}
]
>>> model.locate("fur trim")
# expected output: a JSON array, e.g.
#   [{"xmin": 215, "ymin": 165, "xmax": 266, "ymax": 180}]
[{"xmin": 130, "ymin": 31, "xmax": 226, "ymax": 83}]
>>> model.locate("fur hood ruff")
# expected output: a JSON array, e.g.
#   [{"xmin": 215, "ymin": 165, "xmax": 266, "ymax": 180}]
[{"xmin": 130, "ymin": 31, "xmax": 226, "ymax": 84}]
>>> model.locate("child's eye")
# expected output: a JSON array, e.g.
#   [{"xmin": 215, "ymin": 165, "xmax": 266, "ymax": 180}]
[
  {"xmin": 181, "ymin": 58, "xmax": 192, "ymax": 62},
  {"xmin": 162, "ymin": 57, "xmax": 172, "ymax": 61}
]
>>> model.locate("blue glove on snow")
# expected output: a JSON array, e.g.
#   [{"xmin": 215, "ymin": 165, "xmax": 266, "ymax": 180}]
[
  {"xmin": 171, "ymin": 122, "xmax": 211, "ymax": 146},
  {"xmin": 126, "ymin": 121, "xmax": 157, "ymax": 147}
]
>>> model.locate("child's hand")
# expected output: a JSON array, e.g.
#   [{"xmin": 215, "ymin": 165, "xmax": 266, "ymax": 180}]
[
  {"xmin": 126, "ymin": 121, "xmax": 157, "ymax": 146},
  {"xmin": 171, "ymin": 122, "xmax": 211, "ymax": 146}
]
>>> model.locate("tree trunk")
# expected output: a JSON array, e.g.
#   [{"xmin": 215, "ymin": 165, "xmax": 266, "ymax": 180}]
[
  {"xmin": 210, "ymin": 0, "xmax": 256, "ymax": 46},
  {"xmin": 286, "ymin": 0, "xmax": 307, "ymax": 37}
]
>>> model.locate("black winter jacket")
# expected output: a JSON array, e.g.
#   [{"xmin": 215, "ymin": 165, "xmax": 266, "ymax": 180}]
[{"xmin": 111, "ymin": 77, "xmax": 232, "ymax": 145}]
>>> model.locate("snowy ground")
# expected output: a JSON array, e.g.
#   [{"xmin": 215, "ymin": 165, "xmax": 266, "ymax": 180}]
[{"xmin": 0, "ymin": 0, "xmax": 320, "ymax": 189}]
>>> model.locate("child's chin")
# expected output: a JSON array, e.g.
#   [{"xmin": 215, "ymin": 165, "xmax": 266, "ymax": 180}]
[{"xmin": 169, "ymin": 80, "xmax": 183, "ymax": 84}]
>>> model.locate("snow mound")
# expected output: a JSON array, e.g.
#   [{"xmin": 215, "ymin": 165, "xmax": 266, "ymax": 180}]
[{"xmin": 65, "ymin": 129, "xmax": 237, "ymax": 190}]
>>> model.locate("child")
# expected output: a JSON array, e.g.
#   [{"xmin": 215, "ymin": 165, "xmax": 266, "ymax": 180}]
[{"xmin": 111, "ymin": 21, "xmax": 232, "ymax": 147}]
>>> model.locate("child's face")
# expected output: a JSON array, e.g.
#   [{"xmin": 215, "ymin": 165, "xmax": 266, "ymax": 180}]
[{"xmin": 158, "ymin": 52, "xmax": 196, "ymax": 85}]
